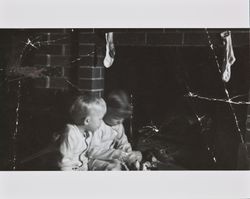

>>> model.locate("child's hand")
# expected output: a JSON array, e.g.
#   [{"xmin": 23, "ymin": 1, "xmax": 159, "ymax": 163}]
[
  {"xmin": 106, "ymin": 159, "xmax": 122, "ymax": 171},
  {"xmin": 122, "ymin": 143, "xmax": 132, "ymax": 153},
  {"xmin": 126, "ymin": 151, "xmax": 142, "ymax": 165}
]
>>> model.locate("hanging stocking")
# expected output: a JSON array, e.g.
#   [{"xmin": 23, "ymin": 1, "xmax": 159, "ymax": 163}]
[
  {"xmin": 103, "ymin": 32, "xmax": 115, "ymax": 68},
  {"xmin": 220, "ymin": 31, "xmax": 236, "ymax": 82}
]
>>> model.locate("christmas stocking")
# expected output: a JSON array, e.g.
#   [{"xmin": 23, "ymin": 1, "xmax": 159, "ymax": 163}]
[
  {"xmin": 103, "ymin": 32, "xmax": 115, "ymax": 68},
  {"xmin": 220, "ymin": 31, "xmax": 236, "ymax": 82}
]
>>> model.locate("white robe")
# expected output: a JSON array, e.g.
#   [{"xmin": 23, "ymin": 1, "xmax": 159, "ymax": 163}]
[{"xmin": 58, "ymin": 124, "xmax": 92, "ymax": 171}]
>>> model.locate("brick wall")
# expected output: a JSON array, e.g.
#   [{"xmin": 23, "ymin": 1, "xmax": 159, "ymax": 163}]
[
  {"xmin": 31, "ymin": 29, "xmax": 249, "ymax": 96},
  {"xmin": 78, "ymin": 29, "xmax": 105, "ymax": 97},
  {"xmin": 33, "ymin": 29, "xmax": 70, "ymax": 89},
  {"xmin": 32, "ymin": 29, "xmax": 105, "ymax": 97},
  {"xmin": 111, "ymin": 29, "xmax": 249, "ymax": 47}
]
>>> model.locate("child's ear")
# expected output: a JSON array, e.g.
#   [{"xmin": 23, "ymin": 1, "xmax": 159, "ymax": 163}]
[{"xmin": 84, "ymin": 117, "xmax": 90, "ymax": 125}]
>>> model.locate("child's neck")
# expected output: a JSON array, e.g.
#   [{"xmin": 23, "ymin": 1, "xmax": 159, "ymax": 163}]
[{"xmin": 76, "ymin": 125, "xmax": 88, "ymax": 134}]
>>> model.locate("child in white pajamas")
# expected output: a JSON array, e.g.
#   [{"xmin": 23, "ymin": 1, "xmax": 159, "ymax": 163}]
[
  {"xmin": 88, "ymin": 90, "xmax": 142, "ymax": 170},
  {"xmin": 58, "ymin": 95, "xmax": 106, "ymax": 171}
]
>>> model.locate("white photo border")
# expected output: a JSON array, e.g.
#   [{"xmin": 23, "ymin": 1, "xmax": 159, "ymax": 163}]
[{"xmin": 0, "ymin": 0, "xmax": 249, "ymax": 199}]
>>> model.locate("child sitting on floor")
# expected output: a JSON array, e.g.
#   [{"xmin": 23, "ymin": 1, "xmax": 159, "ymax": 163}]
[
  {"xmin": 88, "ymin": 90, "xmax": 142, "ymax": 170},
  {"xmin": 58, "ymin": 95, "xmax": 106, "ymax": 171}
]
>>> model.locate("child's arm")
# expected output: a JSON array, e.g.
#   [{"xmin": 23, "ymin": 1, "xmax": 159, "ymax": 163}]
[
  {"xmin": 88, "ymin": 123, "xmax": 128, "ymax": 161},
  {"xmin": 59, "ymin": 138, "xmax": 76, "ymax": 171},
  {"xmin": 114, "ymin": 124, "xmax": 132, "ymax": 152},
  {"xmin": 88, "ymin": 159, "xmax": 122, "ymax": 171},
  {"xmin": 58, "ymin": 131, "xmax": 77, "ymax": 170},
  {"xmin": 58, "ymin": 126, "xmax": 88, "ymax": 171},
  {"xmin": 89, "ymin": 124, "xmax": 134, "ymax": 160},
  {"xmin": 88, "ymin": 145, "xmax": 125, "ymax": 161},
  {"xmin": 114, "ymin": 124, "xmax": 142, "ymax": 165}
]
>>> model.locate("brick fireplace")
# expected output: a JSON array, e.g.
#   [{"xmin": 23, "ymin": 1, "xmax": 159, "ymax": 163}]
[{"xmin": 30, "ymin": 29, "xmax": 105, "ymax": 97}]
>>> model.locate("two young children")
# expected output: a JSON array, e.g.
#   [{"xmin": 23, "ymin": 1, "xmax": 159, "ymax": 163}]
[{"xmin": 58, "ymin": 91, "xmax": 142, "ymax": 171}]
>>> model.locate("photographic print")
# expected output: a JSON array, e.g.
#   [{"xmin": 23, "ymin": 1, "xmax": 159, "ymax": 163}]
[
  {"xmin": 0, "ymin": 1, "xmax": 250, "ymax": 198},
  {"xmin": 0, "ymin": 28, "xmax": 249, "ymax": 171}
]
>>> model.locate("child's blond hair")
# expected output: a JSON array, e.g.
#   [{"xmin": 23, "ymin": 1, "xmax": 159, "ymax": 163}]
[{"xmin": 69, "ymin": 95, "xmax": 106, "ymax": 125}]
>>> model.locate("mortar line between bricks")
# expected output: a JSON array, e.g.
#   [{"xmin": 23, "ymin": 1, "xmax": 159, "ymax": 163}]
[
  {"xmin": 79, "ymin": 66, "xmax": 103, "ymax": 69},
  {"xmin": 79, "ymin": 32, "xmax": 96, "ymax": 35},
  {"xmin": 79, "ymin": 44, "xmax": 95, "ymax": 46},
  {"xmin": 79, "ymin": 53, "xmax": 96, "ymax": 56},
  {"xmin": 79, "ymin": 78, "xmax": 104, "ymax": 80},
  {"xmin": 80, "ymin": 89, "xmax": 104, "ymax": 92},
  {"xmin": 79, "ymin": 43, "xmax": 98, "ymax": 45},
  {"xmin": 35, "ymin": 54, "xmax": 70, "ymax": 57},
  {"xmin": 113, "ymin": 44, "xmax": 225, "ymax": 47},
  {"xmin": 114, "ymin": 44, "xmax": 223, "ymax": 47}
]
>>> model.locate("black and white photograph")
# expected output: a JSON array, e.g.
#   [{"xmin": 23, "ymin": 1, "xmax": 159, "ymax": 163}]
[
  {"xmin": 0, "ymin": 0, "xmax": 249, "ymax": 199},
  {"xmin": 0, "ymin": 28, "xmax": 249, "ymax": 171}
]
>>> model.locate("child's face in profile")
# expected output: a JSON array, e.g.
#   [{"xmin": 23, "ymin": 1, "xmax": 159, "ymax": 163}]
[{"xmin": 86, "ymin": 106, "xmax": 105, "ymax": 132}]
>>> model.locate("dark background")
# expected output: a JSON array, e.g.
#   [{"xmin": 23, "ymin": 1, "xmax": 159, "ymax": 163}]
[
  {"xmin": 105, "ymin": 46, "xmax": 249, "ymax": 169},
  {"xmin": 0, "ymin": 29, "xmax": 249, "ymax": 170}
]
